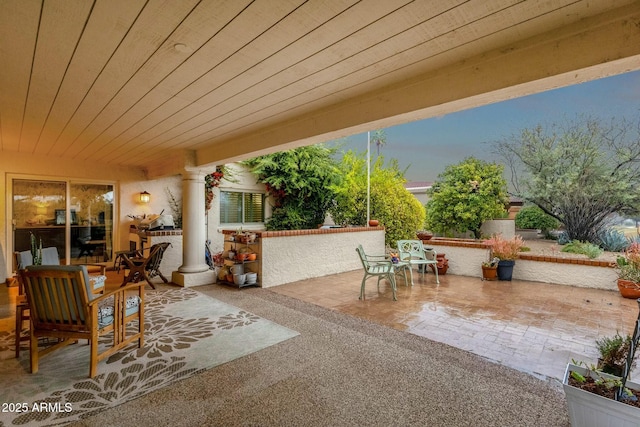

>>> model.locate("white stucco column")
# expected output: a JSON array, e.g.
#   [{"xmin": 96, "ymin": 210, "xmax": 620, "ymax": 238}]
[{"xmin": 172, "ymin": 170, "xmax": 215, "ymax": 287}]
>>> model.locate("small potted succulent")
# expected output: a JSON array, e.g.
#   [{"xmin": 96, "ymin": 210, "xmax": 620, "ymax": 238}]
[{"xmin": 481, "ymin": 257, "xmax": 499, "ymax": 281}]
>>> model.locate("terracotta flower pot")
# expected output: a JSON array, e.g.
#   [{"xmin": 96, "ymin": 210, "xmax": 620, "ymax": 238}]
[
  {"xmin": 416, "ymin": 232, "xmax": 433, "ymax": 241},
  {"xmin": 368, "ymin": 219, "xmax": 379, "ymax": 227},
  {"xmin": 617, "ymin": 279, "xmax": 640, "ymax": 299},
  {"xmin": 482, "ymin": 265, "xmax": 498, "ymax": 281}
]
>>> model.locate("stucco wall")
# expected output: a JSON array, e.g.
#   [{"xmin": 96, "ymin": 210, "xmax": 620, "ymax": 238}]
[
  {"xmin": 514, "ymin": 259, "xmax": 617, "ymax": 291},
  {"xmin": 480, "ymin": 219, "xmax": 515, "ymax": 239},
  {"xmin": 259, "ymin": 227, "xmax": 385, "ymax": 288},
  {"xmin": 429, "ymin": 243, "xmax": 489, "ymax": 277},
  {"xmin": 428, "ymin": 238, "xmax": 618, "ymax": 291},
  {"xmin": 119, "ymin": 175, "xmax": 182, "ymax": 252},
  {"xmin": 208, "ymin": 163, "xmax": 269, "ymax": 254}
]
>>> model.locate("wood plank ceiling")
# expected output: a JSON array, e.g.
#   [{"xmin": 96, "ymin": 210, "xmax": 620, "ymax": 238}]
[{"xmin": 1, "ymin": 0, "xmax": 639, "ymax": 171}]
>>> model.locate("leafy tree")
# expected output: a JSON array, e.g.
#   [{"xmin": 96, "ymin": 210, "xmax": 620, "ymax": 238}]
[
  {"xmin": 425, "ymin": 157, "xmax": 508, "ymax": 239},
  {"xmin": 244, "ymin": 145, "xmax": 341, "ymax": 230},
  {"xmin": 494, "ymin": 115, "xmax": 640, "ymax": 243},
  {"xmin": 329, "ymin": 151, "xmax": 425, "ymax": 246}
]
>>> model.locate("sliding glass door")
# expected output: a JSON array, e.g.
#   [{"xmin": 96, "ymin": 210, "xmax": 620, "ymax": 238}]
[
  {"xmin": 12, "ymin": 178, "xmax": 114, "ymax": 268},
  {"xmin": 70, "ymin": 183, "xmax": 114, "ymax": 263},
  {"xmin": 13, "ymin": 179, "xmax": 67, "ymax": 264}
]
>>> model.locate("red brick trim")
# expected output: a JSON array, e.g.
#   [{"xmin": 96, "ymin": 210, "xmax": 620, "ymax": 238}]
[
  {"xmin": 221, "ymin": 226, "xmax": 384, "ymax": 238},
  {"xmin": 425, "ymin": 237, "xmax": 615, "ymax": 268},
  {"xmin": 130, "ymin": 225, "xmax": 183, "ymax": 236},
  {"xmin": 144, "ymin": 230, "xmax": 183, "ymax": 236}
]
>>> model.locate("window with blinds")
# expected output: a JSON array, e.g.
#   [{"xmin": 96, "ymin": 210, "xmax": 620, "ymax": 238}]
[{"xmin": 220, "ymin": 191, "xmax": 265, "ymax": 224}]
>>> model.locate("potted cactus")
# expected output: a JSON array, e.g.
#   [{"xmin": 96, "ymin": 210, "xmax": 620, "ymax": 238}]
[{"xmin": 29, "ymin": 232, "xmax": 43, "ymax": 265}]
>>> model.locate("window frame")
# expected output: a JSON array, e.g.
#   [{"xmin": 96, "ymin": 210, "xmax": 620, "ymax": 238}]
[{"xmin": 219, "ymin": 190, "xmax": 265, "ymax": 225}]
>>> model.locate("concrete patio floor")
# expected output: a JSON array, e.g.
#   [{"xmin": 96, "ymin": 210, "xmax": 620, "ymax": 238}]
[
  {"xmin": 3, "ymin": 266, "xmax": 638, "ymax": 387},
  {"xmin": 269, "ymin": 268, "xmax": 640, "ymax": 384}
]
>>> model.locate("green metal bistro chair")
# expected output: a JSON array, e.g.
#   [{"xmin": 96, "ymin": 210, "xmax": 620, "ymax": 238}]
[
  {"xmin": 396, "ymin": 240, "xmax": 439, "ymax": 286},
  {"xmin": 356, "ymin": 245, "xmax": 397, "ymax": 301}
]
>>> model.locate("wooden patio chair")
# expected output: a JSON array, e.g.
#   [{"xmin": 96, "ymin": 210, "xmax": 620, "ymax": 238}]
[
  {"xmin": 396, "ymin": 240, "xmax": 439, "ymax": 285},
  {"xmin": 15, "ymin": 247, "xmax": 107, "ymax": 293},
  {"xmin": 356, "ymin": 244, "xmax": 397, "ymax": 301},
  {"xmin": 119, "ymin": 242, "xmax": 172, "ymax": 289},
  {"xmin": 19, "ymin": 265, "xmax": 144, "ymax": 378},
  {"xmin": 13, "ymin": 248, "xmax": 107, "ymax": 358}
]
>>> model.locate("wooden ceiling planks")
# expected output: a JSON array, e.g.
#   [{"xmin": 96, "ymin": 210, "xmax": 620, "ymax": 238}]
[
  {"xmin": 56, "ymin": 0, "xmax": 202, "ymax": 158},
  {"xmin": 75, "ymin": 0, "xmax": 257, "ymax": 162},
  {"xmin": 21, "ymin": 0, "xmax": 93, "ymax": 154},
  {"xmin": 95, "ymin": 0, "xmax": 302, "ymax": 164},
  {"xmin": 102, "ymin": 0, "xmax": 369, "ymax": 164},
  {"xmin": 1, "ymin": 0, "xmax": 639, "ymax": 170},
  {"xmin": 39, "ymin": 0, "xmax": 147, "ymax": 157},
  {"xmin": 0, "ymin": 0, "xmax": 41, "ymax": 152}
]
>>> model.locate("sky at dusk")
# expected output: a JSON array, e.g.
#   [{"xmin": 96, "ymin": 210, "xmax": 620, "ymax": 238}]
[{"xmin": 328, "ymin": 69, "xmax": 640, "ymax": 183}]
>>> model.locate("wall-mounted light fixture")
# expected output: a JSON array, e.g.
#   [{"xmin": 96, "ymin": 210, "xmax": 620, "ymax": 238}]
[{"xmin": 139, "ymin": 191, "xmax": 150, "ymax": 203}]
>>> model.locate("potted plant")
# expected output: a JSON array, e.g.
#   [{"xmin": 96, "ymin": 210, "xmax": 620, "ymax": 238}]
[
  {"xmin": 563, "ymin": 303, "xmax": 640, "ymax": 427},
  {"xmin": 564, "ymin": 362, "xmax": 640, "ymax": 426},
  {"xmin": 435, "ymin": 253, "xmax": 449, "ymax": 275},
  {"xmin": 482, "ymin": 234, "xmax": 524, "ymax": 281},
  {"xmin": 615, "ymin": 242, "xmax": 640, "ymax": 299},
  {"xmin": 481, "ymin": 257, "xmax": 499, "ymax": 281},
  {"xmin": 595, "ymin": 332, "xmax": 634, "ymax": 376},
  {"xmin": 416, "ymin": 230, "xmax": 433, "ymax": 241}
]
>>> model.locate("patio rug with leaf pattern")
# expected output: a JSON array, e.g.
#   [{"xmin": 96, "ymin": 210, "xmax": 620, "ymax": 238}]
[{"xmin": 0, "ymin": 288, "xmax": 299, "ymax": 426}]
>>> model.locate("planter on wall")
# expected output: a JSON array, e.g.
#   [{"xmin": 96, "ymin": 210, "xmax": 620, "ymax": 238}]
[
  {"xmin": 497, "ymin": 260, "xmax": 515, "ymax": 281},
  {"xmin": 617, "ymin": 279, "xmax": 640, "ymax": 299},
  {"xmin": 368, "ymin": 219, "xmax": 379, "ymax": 227},
  {"xmin": 563, "ymin": 363, "xmax": 640, "ymax": 427},
  {"xmin": 416, "ymin": 231, "xmax": 433, "ymax": 241}
]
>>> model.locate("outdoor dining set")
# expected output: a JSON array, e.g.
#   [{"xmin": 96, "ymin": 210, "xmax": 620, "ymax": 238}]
[{"xmin": 356, "ymin": 239, "xmax": 439, "ymax": 301}]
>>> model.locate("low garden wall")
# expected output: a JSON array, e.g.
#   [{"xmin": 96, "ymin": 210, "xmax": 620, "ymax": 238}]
[
  {"xmin": 222, "ymin": 229, "xmax": 618, "ymax": 291},
  {"xmin": 427, "ymin": 238, "xmax": 618, "ymax": 291},
  {"xmin": 259, "ymin": 226, "xmax": 385, "ymax": 288}
]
